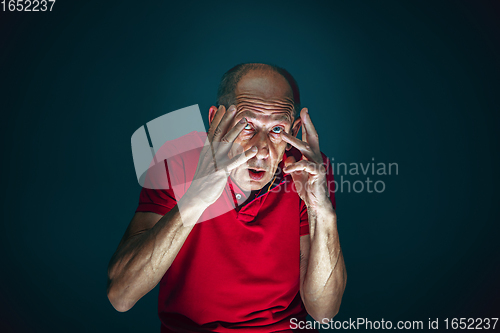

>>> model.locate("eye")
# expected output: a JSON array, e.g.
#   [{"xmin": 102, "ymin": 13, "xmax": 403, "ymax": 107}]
[
  {"xmin": 271, "ymin": 126, "xmax": 283, "ymax": 134},
  {"xmin": 244, "ymin": 124, "xmax": 252, "ymax": 130}
]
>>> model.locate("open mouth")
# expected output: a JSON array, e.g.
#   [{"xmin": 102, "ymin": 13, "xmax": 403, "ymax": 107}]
[{"xmin": 248, "ymin": 168, "xmax": 266, "ymax": 181}]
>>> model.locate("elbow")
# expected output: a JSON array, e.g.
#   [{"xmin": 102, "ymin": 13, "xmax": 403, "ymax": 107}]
[
  {"xmin": 306, "ymin": 295, "xmax": 343, "ymax": 322},
  {"xmin": 310, "ymin": 306, "xmax": 340, "ymax": 323},
  {"xmin": 110, "ymin": 301, "xmax": 132, "ymax": 313},
  {"xmin": 107, "ymin": 281, "xmax": 134, "ymax": 312},
  {"xmin": 114, "ymin": 304, "xmax": 133, "ymax": 313},
  {"xmin": 107, "ymin": 263, "xmax": 134, "ymax": 312}
]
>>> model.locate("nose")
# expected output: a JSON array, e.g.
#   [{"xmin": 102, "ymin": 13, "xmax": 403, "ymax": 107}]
[{"xmin": 252, "ymin": 131, "xmax": 269, "ymax": 160}]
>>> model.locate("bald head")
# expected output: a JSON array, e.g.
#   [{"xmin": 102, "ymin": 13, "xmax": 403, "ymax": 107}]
[{"xmin": 216, "ymin": 63, "xmax": 301, "ymax": 118}]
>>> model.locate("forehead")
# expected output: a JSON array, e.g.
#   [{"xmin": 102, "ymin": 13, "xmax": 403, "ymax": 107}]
[
  {"xmin": 235, "ymin": 69, "xmax": 295, "ymax": 121},
  {"xmin": 235, "ymin": 69, "xmax": 293, "ymax": 100}
]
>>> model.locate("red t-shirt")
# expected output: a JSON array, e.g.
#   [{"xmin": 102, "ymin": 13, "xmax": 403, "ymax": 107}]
[{"xmin": 136, "ymin": 131, "xmax": 336, "ymax": 332}]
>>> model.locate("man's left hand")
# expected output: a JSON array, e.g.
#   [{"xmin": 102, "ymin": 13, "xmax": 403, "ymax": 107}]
[{"xmin": 281, "ymin": 108, "xmax": 331, "ymax": 211}]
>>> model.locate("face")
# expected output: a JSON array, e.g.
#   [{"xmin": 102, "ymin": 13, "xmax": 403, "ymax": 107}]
[{"xmin": 213, "ymin": 70, "xmax": 300, "ymax": 191}]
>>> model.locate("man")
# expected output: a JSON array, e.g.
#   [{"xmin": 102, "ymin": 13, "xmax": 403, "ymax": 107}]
[{"xmin": 107, "ymin": 63, "xmax": 346, "ymax": 332}]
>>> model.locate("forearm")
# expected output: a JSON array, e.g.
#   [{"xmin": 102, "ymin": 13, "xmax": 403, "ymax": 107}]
[
  {"xmin": 303, "ymin": 204, "xmax": 346, "ymax": 321},
  {"xmin": 107, "ymin": 196, "xmax": 207, "ymax": 312}
]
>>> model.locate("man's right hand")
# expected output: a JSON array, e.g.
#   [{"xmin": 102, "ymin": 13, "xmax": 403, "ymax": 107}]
[{"xmin": 183, "ymin": 104, "xmax": 257, "ymax": 208}]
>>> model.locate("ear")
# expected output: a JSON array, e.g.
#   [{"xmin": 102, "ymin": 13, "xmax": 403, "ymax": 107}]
[
  {"xmin": 286, "ymin": 116, "xmax": 302, "ymax": 151},
  {"xmin": 208, "ymin": 106, "xmax": 218, "ymax": 125}
]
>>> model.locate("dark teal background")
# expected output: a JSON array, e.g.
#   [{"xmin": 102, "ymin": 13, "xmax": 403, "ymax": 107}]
[{"xmin": 1, "ymin": 1, "xmax": 499, "ymax": 332}]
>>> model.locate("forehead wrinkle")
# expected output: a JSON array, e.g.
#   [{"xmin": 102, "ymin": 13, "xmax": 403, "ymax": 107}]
[
  {"xmin": 236, "ymin": 98, "xmax": 294, "ymax": 116},
  {"xmin": 236, "ymin": 109, "xmax": 292, "ymax": 125},
  {"xmin": 237, "ymin": 105, "xmax": 294, "ymax": 118},
  {"xmin": 236, "ymin": 94, "xmax": 294, "ymax": 107},
  {"xmin": 235, "ymin": 93, "xmax": 295, "ymax": 124},
  {"xmin": 237, "ymin": 101, "xmax": 294, "ymax": 113}
]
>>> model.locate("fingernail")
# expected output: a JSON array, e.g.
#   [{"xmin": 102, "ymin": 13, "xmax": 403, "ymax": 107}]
[
  {"xmin": 251, "ymin": 146, "xmax": 257, "ymax": 152},
  {"xmin": 229, "ymin": 105, "xmax": 236, "ymax": 112},
  {"xmin": 239, "ymin": 117, "xmax": 247, "ymax": 124}
]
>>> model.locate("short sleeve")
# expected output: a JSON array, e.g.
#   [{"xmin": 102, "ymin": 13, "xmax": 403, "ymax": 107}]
[
  {"xmin": 299, "ymin": 152, "xmax": 336, "ymax": 236},
  {"xmin": 134, "ymin": 131, "xmax": 206, "ymax": 217},
  {"xmin": 136, "ymin": 159, "xmax": 178, "ymax": 216}
]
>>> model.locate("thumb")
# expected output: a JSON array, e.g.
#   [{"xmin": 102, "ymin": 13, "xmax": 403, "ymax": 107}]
[{"xmin": 284, "ymin": 155, "xmax": 296, "ymax": 169}]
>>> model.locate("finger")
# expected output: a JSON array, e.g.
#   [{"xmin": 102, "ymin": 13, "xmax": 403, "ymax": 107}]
[
  {"xmin": 207, "ymin": 105, "xmax": 226, "ymax": 142},
  {"xmin": 301, "ymin": 116, "xmax": 308, "ymax": 144},
  {"xmin": 221, "ymin": 117, "xmax": 247, "ymax": 144},
  {"xmin": 212, "ymin": 105, "xmax": 237, "ymax": 142},
  {"xmin": 223, "ymin": 146, "xmax": 258, "ymax": 172},
  {"xmin": 301, "ymin": 108, "xmax": 320, "ymax": 152},
  {"xmin": 283, "ymin": 160, "xmax": 325, "ymax": 176},
  {"xmin": 284, "ymin": 155, "xmax": 296, "ymax": 169},
  {"xmin": 216, "ymin": 117, "xmax": 248, "ymax": 157},
  {"xmin": 281, "ymin": 130, "xmax": 315, "ymax": 161}
]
